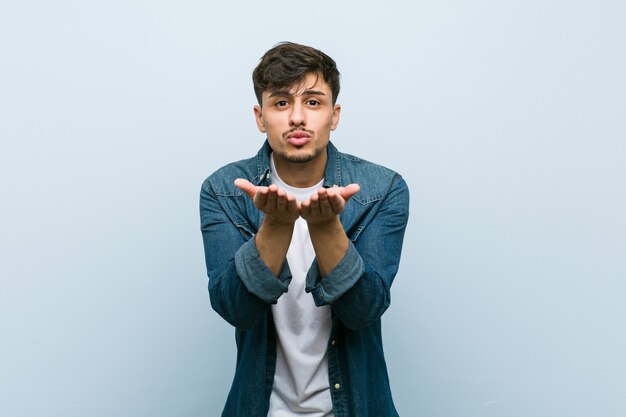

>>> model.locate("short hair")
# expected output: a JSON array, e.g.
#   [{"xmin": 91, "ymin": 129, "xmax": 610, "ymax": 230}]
[{"xmin": 252, "ymin": 42, "xmax": 341, "ymax": 106}]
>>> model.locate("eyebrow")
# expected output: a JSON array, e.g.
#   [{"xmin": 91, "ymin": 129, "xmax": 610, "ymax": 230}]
[{"xmin": 268, "ymin": 89, "xmax": 327, "ymax": 98}]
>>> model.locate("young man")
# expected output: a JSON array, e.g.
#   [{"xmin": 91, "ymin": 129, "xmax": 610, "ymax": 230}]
[{"xmin": 200, "ymin": 42, "xmax": 409, "ymax": 417}]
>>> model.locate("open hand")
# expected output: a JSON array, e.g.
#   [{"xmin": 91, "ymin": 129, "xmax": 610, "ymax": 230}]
[
  {"xmin": 234, "ymin": 178, "xmax": 300, "ymax": 224},
  {"xmin": 300, "ymin": 184, "xmax": 360, "ymax": 225}
]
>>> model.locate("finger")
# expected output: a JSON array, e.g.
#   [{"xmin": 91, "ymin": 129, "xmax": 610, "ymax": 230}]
[
  {"xmin": 266, "ymin": 185, "xmax": 278, "ymax": 210},
  {"xmin": 309, "ymin": 192, "xmax": 320, "ymax": 214},
  {"xmin": 317, "ymin": 188, "xmax": 333, "ymax": 214},
  {"xmin": 286, "ymin": 194, "xmax": 299, "ymax": 213},
  {"xmin": 234, "ymin": 178, "xmax": 257, "ymax": 199},
  {"xmin": 326, "ymin": 189, "xmax": 345, "ymax": 214},
  {"xmin": 300, "ymin": 198, "xmax": 311, "ymax": 216},
  {"xmin": 340, "ymin": 183, "xmax": 361, "ymax": 201},
  {"xmin": 276, "ymin": 189, "xmax": 288, "ymax": 210},
  {"xmin": 253, "ymin": 186, "xmax": 269, "ymax": 208}
]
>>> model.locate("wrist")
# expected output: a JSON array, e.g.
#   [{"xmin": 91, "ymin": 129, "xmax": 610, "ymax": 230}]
[
  {"xmin": 306, "ymin": 215, "xmax": 343, "ymax": 231},
  {"xmin": 262, "ymin": 215, "xmax": 297, "ymax": 228}
]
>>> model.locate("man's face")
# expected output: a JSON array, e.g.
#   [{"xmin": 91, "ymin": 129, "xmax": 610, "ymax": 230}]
[{"xmin": 254, "ymin": 72, "xmax": 341, "ymax": 170}]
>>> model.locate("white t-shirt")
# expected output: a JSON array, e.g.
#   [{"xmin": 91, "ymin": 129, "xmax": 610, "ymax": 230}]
[{"xmin": 267, "ymin": 155, "xmax": 334, "ymax": 417}]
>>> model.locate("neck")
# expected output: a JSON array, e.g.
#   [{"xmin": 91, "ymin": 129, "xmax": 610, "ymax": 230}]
[{"xmin": 272, "ymin": 151, "xmax": 327, "ymax": 188}]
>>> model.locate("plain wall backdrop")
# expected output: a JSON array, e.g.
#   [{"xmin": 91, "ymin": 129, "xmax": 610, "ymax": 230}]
[{"xmin": 1, "ymin": 0, "xmax": 625, "ymax": 416}]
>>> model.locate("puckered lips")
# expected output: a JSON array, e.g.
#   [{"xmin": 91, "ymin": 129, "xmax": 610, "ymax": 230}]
[{"xmin": 286, "ymin": 130, "xmax": 311, "ymax": 146}]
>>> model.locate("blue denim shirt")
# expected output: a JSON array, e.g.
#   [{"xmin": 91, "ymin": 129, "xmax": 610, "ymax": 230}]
[{"xmin": 200, "ymin": 140, "xmax": 409, "ymax": 417}]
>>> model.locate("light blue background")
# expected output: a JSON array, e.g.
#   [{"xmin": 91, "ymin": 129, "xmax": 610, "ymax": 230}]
[{"xmin": 1, "ymin": 1, "xmax": 625, "ymax": 416}]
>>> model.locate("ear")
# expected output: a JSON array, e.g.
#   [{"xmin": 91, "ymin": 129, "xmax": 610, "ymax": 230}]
[
  {"xmin": 330, "ymin": 104, "xmax": 341, "ymax": 131},
  {"xmin": 253, "ymin": 105, "xmax": 266, "ymax": 133}
]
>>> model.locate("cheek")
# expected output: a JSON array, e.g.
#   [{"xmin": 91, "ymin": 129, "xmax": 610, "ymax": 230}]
[
  {"xmin": 263, "ymin": 117, "xmax": 287, "ymax": 136},
  {"xmin": 264, "ymin": 113, "xmax": 285, "ymax": 127}
]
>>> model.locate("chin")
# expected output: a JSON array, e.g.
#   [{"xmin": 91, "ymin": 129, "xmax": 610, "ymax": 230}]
[
  {"xmin": 276, "ymin": 147, "xmax": 323, "ymax": 164},
  {"xmin": 283, "ymin": 153, "xmax": 317, "ymax": 164}
]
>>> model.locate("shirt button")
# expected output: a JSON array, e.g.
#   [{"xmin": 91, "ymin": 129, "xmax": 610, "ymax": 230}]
[
  {"xmin": 331, "ymin": 340, "xmax": 336, "ymax": 346},
  {"xmin": 334, "ymin": 383, "xmax": 341, "ymax": 390}
]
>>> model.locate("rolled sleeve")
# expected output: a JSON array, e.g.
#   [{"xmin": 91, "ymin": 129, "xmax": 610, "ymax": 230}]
[
  {"xmin": 305, "ymin": 241, "xmax": 364, "ymax": 306},
  {"xmin": 235, "ymin": 237, "xmax": 292, "ymax": 304}
]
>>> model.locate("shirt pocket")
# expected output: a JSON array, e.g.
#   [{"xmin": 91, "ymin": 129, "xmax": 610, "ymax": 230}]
[
  {"xmin": 233, "ymin": 219, "xmax": 255, "ymax": 240},
  {"xmin": 344, "ymin": 196, "xmax": 383, "ymax": 244}
]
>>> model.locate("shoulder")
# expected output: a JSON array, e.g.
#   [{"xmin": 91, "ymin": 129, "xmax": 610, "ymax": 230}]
[
  {"xmin": 335, "ymin": 149, "xmax": 408, "ymax": 204},
  {"xmin": 202, "ymin": 141, "xmax": 271, "ymax": 196},
  {"xmin": 337, "ymin": 150, "xmax": 400, "ymax": 180},
  {"xmin": 201, "ymin": 155, "xmax": 257, "ymax": 197}
]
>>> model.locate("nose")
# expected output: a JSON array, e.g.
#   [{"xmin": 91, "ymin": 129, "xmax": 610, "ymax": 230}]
[{"xmin": 289, "ymin": 102, "xmax": 305, "ymax": 127}]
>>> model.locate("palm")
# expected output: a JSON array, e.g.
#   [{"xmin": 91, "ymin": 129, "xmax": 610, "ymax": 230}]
[
  {"xmin": 234, "ymin": 178, "xmax": 299, "ymax": 224},
  {"xmin": 300, "ymin": 184, "xmax": 360, "ymax": 224}
]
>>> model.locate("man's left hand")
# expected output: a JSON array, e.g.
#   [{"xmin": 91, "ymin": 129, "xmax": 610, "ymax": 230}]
[{"xmin": 301, "ymin": 184, "xmax": 360, "ymax": 225}]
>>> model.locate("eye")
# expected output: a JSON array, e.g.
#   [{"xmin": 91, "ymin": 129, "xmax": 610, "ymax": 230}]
[
  {"xmin": 306, "ymin": 99, "xmax": 321, "ymax": 106},
  {"xmin": 275, "ymin": 100, "xmax": 289, "ymax": 107}
]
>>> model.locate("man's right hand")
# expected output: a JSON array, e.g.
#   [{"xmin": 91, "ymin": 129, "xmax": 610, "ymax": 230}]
[
  {"xmin": 234, "ymin": 178, "xmax": 298, "ymax": 277},
  {"xmin": 234, "ymin": 178, "xmax": 299, "ymax": 225}
]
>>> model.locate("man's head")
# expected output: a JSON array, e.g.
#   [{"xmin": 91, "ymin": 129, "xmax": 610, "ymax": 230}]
[
  {"xmin": 251, "ymin": 43, "xmax": 342, "ymax": 186},
  {"xmin": 252, "ymin": 42, "xmax": 340, "ymax": 106}
]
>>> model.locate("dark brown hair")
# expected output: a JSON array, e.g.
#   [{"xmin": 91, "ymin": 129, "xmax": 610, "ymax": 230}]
[{"xmin": 252, "ymin": 42, "xmax": 341, "ymax": 106}]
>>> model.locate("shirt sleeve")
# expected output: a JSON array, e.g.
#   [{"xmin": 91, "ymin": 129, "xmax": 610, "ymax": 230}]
[
  {"xmin": 200, "ymin": 179, "xmax": 291, "ymax": 330},
  {"xmin": 305, "ymin": 174, "xmax": 410, "ymax": 330}
]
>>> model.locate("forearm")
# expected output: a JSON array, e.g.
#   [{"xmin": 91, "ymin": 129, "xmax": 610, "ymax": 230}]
[
  {"xmin": 200, "ymin": 181, "xmax": 291, "ymax": 329},
  {"xmin": 205, "ymin": 234, "xmax": 293, "ymax": 329},
  {"xmin": 328, "ymin": 256, "xmax": 394, "ymax": 330},
  {"xmin": 234, "ymin": 179, "xmax": 299, "ymax": 276},
  {"xmin": 255, "ymin": 217, "xmax": 295, "ymax": 276},
  {"xmin": 307, "ymin": 216, "xmax": 350, "ymax": 276},
  {"xmin": 306, "ymin": 239, "xmax": 401, "ymax": 330},
  {"xmin": 208, "ymin": 255, "xmax": 274, "ymax": 330},
  {"xmin": 305, "ymin": 175, "xmax": 410, "ymax": 329}
]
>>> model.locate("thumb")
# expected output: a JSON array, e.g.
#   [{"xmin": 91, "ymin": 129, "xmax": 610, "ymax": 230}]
[
  {"xmin": 340, "ymin": 183, "xmax": 360, "ymax": 202},
  {"xmin": 234, "ymin": 178, "xmax": 257, "ymax": 199}
]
